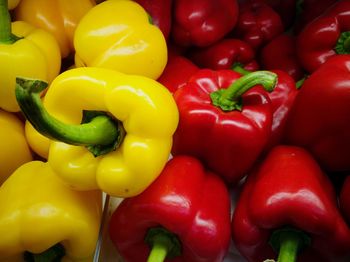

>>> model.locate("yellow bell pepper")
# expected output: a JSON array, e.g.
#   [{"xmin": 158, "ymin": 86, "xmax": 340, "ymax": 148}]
[
  {"xmin": 15, "ymin": 67, "xmax": 179, "ymax": 197},
  {"xmin": 0, "ymin": 110, "xmax": 32, "ymax": 184},
  {"xmin": 74, "ymin": 0, "xmax": 167, "ymax": 80},
  {"xmin": 25, "ymin": 120, "xmax": 51, "ymax": 159},
  {"xmin": 14, "ymin": 0, "xmax": 96, "ymax": 58},
  {"xmin": 0, "ymin": 0, "xmax": 61, "ymax": 112},
  {"xmin": 8, "ymin": 0, "xmax": 20, "ymax": 9},
  {"xmin": 0, "ymin": 161, "xmax": 102, "ymax": 261}
]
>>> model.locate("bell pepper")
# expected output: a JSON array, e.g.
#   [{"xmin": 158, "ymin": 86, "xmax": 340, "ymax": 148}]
[
  {"xmin": 0, "ymin": 161, "xmax": 102, "ymax": 261},
  {"xmin": 233, "ymin": 0, "xmax": 284, "ymax": 50},
  {"xmin": 285, "ymin": 55, "xmax": 350, "ymax": 172},
  {"xmin": 171, "ymin": 0, "xmax": 239, "ymax": 47},
  {"xmin": 188, "ymin": 38, "xmax": 259, "ymax": 71},
  {"xmin": 133, "ymin": 0, "xmax": 172, "ymax": 40},
  {"xmin": 293, "ymin": 0, "xmax": 338, "ymax": 34},
  {"xmin": 25, "ymin": 120, "xmax": 51, "ymax": 159},
  {"xmin": 172, "ymin": 69, "xmax": 277, "ymax": 184},
  {"xmin": 109, "ymin": 155, "xmax": 231, "ymax": 262},
  {"xmin": 14, "ymin": 0, "xmax": 95, "ymax": 58},
  {"xmin": 15, "ymin": 67, "xmax": 179, "ymax": 197},
  {"xmin": 296, "ymin": 0, "xmax": 350, "ymax": 73},
  {"xmin": 259, "ymin": 34, "xmax": 305, "ymax": 82},
  {"xmin": 340, "ymin": 175, "xmax": 350, "ymax": 225},
  {"xmin": 0, "ymin": 0, "xmax": 61, "ymax": 112},
  {"xmin": 157, "ymin": 51, "xmax": 199, "ymax": 93},
  {"xmin": 231, "ymin": 145, "xmax": 350, "ymax": 262},
  {"xmin": 254, "ymin": 0, "xmax": 297, "ymax": 28},
  {"xmin": 0, "ymin": 109, "xmax": 32, "ymax": 184},
  {"xmin": 74, "ymin": 0, "xmax": 167, "ymax": 80}
]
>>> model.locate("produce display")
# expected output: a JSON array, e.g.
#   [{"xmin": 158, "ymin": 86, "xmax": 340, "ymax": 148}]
[{"xmin": 0, "ymin": 0, "xmax": 350, "ymax": 261}]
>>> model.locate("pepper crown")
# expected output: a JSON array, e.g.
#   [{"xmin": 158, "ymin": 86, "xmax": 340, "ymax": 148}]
[
  {"xmin": 210, "ymin": 70, "xmax": 277, "ymax": 111},
  {"xmin": 15, "ymin": 77, "xmax": 125, "ymax": 157}
]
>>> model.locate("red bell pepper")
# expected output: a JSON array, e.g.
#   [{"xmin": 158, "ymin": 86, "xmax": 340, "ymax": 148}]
[
  {"xmin": 187, "ymin": 38, "xmax": 259, "ymax": 71},
  {"xmin": 171, "ymin": 0, "xmax": 239, "ymax": 47},
  {"xmin": 133, "ymin": 0, "xmax": 172, "ymax": 40},
  {"xmin": 232, "ymin": 145, "xmax": 350, "ymax": 262},
  {"xmin": 296, "ymin": 0, "xmax": 350, "ymax": 73},
  {"xmin": 285, "ymin": 55, "xmax": 350, "ymax": 172},
  {"xmin": 233, "ymin": 0, "xmax": 284, "ymax": 50},
  {"xmin": 262, "ymin": 70, "xmax": 298, "ymax": 151},
  {"xmin": 157, "ymin": 52, "xmax": 199, "ymax": 93},
  {"xmin": 108, "ymin": 155, "xmax": 231, "ymax": 262},
  {"xmin": 293, "ymin": 0, "xmax": 338, "ymax": 34},
  {"xmin": 340, "ymin": 175, "xmax": 350, "ymax": 225},
  {"xmin": 172, "ymin": 70, "xmax": 277, "ymax": 185},
  {"xmin": 259, "ymin": 34, "xmax": 305, "ymax": 81},
  {"xmin": 255, "ymin": 0, "xmax": 297, "ymax": 28}
]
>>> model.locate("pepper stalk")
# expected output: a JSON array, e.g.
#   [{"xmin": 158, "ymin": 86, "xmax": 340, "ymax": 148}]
[
  {"xmin": 0, "ymin": 0, "xmax": 22, "ymax": 44},
  {"xmin": 264, "ymin": 227, "xmax": 311, "ymax": 262},
  {"xmin": 15, "ymin": 77, "xmax": 125, "ymax": 157},
  {"xmin": 210, "ymin": 70, "xmax": 277, "ymax": 111},
  {"xmin": 145, "ymin": 227, "xmax": 182, "ymax": 262}
]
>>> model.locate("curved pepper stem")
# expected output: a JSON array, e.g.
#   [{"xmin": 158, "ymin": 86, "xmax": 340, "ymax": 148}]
[
  {"xmin": 0, "ymin": 0, "xmax": 21, "ymax": 44},
  {"xmin": 145, "ymin": 227, "xmax": 182, "ymax": 262},
  {"xmin": 15, "ymin": 77, "xmax": 125, "ymax": 157},
  {"xmin": 335, "ymin": 31, "xmax": 350, "ymax": 54},
  {"xmin": 266, "ymin": 227, "xmax": 311, "ymax": 262},
  {"xmin": 23, "ymin": 243, "xmax": 65, "ymax": 262},
  {"xmin": 210, "ymin": 71, "xmax": 277, "ymax": 111}
]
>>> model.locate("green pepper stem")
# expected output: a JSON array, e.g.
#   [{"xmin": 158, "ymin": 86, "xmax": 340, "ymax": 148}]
[
  {"xmin": 15, "ymin": 77, "xmax": 125, "ymax": 157},
  {"xmin": 268, "ymin": 227, "xmax": 311, "ymax": 262},
  {"xmin": 295, "ymin": 77, "xmax": 306, "ymax": 89},
  {"xmin": 0, "ymin": 0, "xmax": 21, "ymax": 44},
  {"xmin": 23, "ymin": 243, "xmax": 65, "ymax": 262},
  {"xmin": 145, "ymin": 227, "xmax": 182, "ymax": 262},
  {"xmin": 335, "ymin": 31, "xmax": 350, "ymax": 54},
  {"xmin": 277, "ymin": 233, "xmax": 300, "ymax": 262},
  {"xmin": 210, "ymin": 70, "xmax": 277, "ymax": 111},
  {"xmin": 231, "ymin": 63, "xmax": 251, "ymax": 75},
  {"xmin": 147, "ymin": 235, "xmax": 169, "ymax": 262}
]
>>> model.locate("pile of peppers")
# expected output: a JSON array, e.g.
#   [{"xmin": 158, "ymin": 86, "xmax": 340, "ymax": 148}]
[{"xmin": 1, "ymin": 0, "xmax": 350, "ymax": 261}]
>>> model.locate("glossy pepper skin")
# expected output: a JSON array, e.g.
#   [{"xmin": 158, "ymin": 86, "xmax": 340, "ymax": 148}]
[
  {"xmin": 74, "ymin": 0, "xmax": 167, "ymax": 80},
  {"xmin": 293, "ymin": 0, "xmax": 338, "ymax": 34},
  {"xmin": 232, "ymin": 145, "xmax": 350, "ymax": 262},
  {"xmin": 259, "ymin": 34, "xmax": 305, "ymax": 81},
  {"xmin": 16, "ymin": 67, "xmax": 179, "ymax": 197},
  {"xmin": 261, "ymin": 70, "xmax": 298, "ymax": 151},
  {"xmin": 233, "ymin": 0, "xmax": 284, "ymax": 50},
  {"xmin": 14, "ymin": 0, "xmax": 96, "ymax": 58},
  {"xmin": 25, "ymin": 120, "xmax": 51, "ymax": 159},
  {"xmin": 0, "ymin": 161, "xmax": 102, "ymax": 261},
  {"xmin": 188, "ymin": 38, "xmax": 259, "ymax": 71},
  {"xmin": 133, "ymin": 0, "xmax": 172, "ymax": 40},
  {"xmin": 0, "ymin": 110, "xmax": 32, "ymax": 184},
  {"xmin": 109, "ymin": 156, "xmax": 231, "ymax": 262},
  {"xmin": 157, "ymin": 52, "xmax": 199, "ymax": 93},
  {"xmin": 296, "ymin": 0, "xmax": 350, "ymax": 73},
  {"xmin": 0, "ymin": 0, "xmax": 61, "ymax": 112},
  {"xmin": 172, "ymin": 69, "xmax": 277, "ymax": 185},
  {"xmin": 171, "ymin": 0, "xmax": 239, "ymax": 47},
  {"xmin": 285, "ymin": 55, "xmax": 350, "ymax": 172}
]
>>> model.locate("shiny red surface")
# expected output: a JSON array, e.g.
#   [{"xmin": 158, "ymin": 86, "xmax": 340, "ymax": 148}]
[
  {"xmin": 231, "ymin": 145, "xmax": 350, "ymax": 262},
  {"xmin": 172, "ymin": 69, "xmax": 273, "ymax": 185},
  {"xmin": 109, "ymin": 156, "xmax": 231, "ymax": 262}
]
